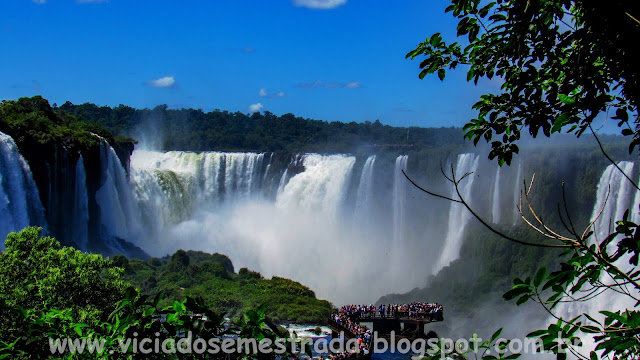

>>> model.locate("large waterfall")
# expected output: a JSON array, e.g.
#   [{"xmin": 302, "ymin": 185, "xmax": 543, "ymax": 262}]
[
  {"xmin": 1, "ymin": 129, "xmax": 628, "ymax": 305},
  {"xmin": 433, "ymin": 153, "xmax": 480, "ymax": 273},
  {"xmin": 0, "ymin": 132, "xmax": 45, "ymax": 242}
]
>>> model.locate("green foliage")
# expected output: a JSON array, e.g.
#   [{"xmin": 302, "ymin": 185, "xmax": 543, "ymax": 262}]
[
  {"xmin": 0, "ymin": 227, "xmax": 127, "ymax": 357},
  {"xmin": 0, "ymin": 96, "xmax": 126, "ymax": 155},
  {"xmin": 407, "ymin": 0, "xmax": 640, "ymax": 165},
  {"xmin": 122, "ymin": 250, "xmax": 333, "ymax": 324},
  {"xmin": 1, "ymin": 287, "xmax": 297, "ymax": 359},
  {"xmin": 0, "ymin": 227, "xmax": 127, "ymax": 324}
]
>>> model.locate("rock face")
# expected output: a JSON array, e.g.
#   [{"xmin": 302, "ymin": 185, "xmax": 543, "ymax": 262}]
[{"xmin": 2, "ymin": 129, "xmax": 145, "ymax": 258}]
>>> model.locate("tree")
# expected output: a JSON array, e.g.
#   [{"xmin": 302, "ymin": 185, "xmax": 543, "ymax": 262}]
[
  {"xmin": 0, "ymin": 227, "xmax": 127, "ymax": 324},
  {"xmin": 407, "ymin": 1, "xmax": 640, "ymax": 359},
  {"xmin": 407, "ymin": 0, "xmax": 640, "ymax": 166}
]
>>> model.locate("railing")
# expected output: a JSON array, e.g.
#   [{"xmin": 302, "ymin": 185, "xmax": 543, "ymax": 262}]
[
  {"xmin": 326, "ymin": 318, "xmax": 358, "ymax": 339},
  {"xmin": 349, "ymin": 310, "xmax": 443, "ymax": 322}
]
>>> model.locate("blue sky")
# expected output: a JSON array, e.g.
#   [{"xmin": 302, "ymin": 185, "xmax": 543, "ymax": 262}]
[{"xmin": 2, "ymin": 0, "xmax": 509, "ymax": 128}]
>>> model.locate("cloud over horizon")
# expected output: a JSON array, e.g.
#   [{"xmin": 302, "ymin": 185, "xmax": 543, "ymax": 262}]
[
  {"xmin": 259, "ymin": 88, "xmax": 285, "ymax": 98},
  {"xmin": 297, "ymin": 80, "xmax": 362, "ymax": 89},
  {"xmin": 293, "ymin": 0, "xmax": 346, "ymax": 9},
  {"xmin": 147, "ymin": 75, "xmax": 176, "ymax": 88},
  {"xmin": 248, "ymin": 103, "xmax": 264, "ymax": 113}
]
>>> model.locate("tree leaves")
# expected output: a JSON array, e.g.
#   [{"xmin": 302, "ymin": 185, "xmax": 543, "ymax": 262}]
[{"xmin": 407, "ymin": 0, "xmax": 640, "ymax": 165}]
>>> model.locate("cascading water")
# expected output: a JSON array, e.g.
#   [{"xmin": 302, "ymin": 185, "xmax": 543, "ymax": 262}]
[
  {"xmin": 131, "ymin": 151, "xmax": 417, "ymax": 303},
  {"xmin": 131, "ymin": 150, "xmax": 267, "ymax": 228},
  {"xmin": 0, "ymin": 132, "xmax": 46, "ymax": 241},
  {"xmin": 353, "ymin": 155, "xmax": 376, "ymax": 228},
  {"xmin": 633, "ymin": 184, "xmax": 640, "ymax": 224},
  {"xmin": 491, "ymin": 165, "xmax": 501, "ymax": 224},
  {"xmin": 513, "ymin": 161, "xmax": 522, "ymax": 224},
  {"xmin": 275, "ymin": 154, "xmax": 355, "ymax": 216},
  {"xmin": 277, "ymin": 169, "xmax": 289, "ymax": 195},
  {"xmin": 95, "ymin": 142, "xmax": 142, "ymax": 251},
  {"xmin": 72, "ymin": 156, "xmax": 89, "ymax": 250},
  {"xmin": 392, "ymin": 155, "xmax": 409, "ymax": 245},
  {"xmin": 591, "ymin": 162, "xmax": 636, "ymax": 244},
  {"xmin": 433, "ymin": 153, "xmax": 479, "ymax": 273}
]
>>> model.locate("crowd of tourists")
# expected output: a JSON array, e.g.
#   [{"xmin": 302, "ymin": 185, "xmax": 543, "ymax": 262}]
[
  {"xmin": 329, "ymin": 312, "xmax": 372, "ymax": 357},
  {"xmin": 335, "ymin": 302, "xmax": 443, "ymax": 321},
  {"xmin": 326, "ymin": 302, "xmax": 443, "ymax": 358}
]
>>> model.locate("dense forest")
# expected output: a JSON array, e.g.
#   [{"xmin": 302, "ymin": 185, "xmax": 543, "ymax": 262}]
[{"xmin": 55, "ymin": 100, "xmax": 467, "ymax": 153}]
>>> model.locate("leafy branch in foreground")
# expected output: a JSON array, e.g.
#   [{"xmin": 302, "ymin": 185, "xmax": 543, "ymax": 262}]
[{"xmin": 407, "ymin": 0, "xmax": 640, "ymax": 166}]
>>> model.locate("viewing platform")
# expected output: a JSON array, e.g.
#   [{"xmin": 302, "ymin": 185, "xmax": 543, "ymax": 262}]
[{"xmin": 327, "ymin": 305, "xmax": 443, "ymax": 341}]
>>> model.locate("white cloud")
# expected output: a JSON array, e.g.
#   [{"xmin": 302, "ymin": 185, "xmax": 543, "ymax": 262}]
[
  {"xmin": 297, "ymin": 80, "xmax": 362, "ymax": 89},
  {"xmin": 32, "ymin": 0, "xmax": 46, "ymax": 4},
  {"xmin": 293, "ymin": 0, "xmax": 346, "ymax": 9},
  {"xmin": 248, "ymin": 103, "xmax": 264, "ymax": 113},
  {"xmin": 259, "ymin": 88, "xmax": 285, "ymax": 98},
  {"xmin": 297, "ymin": 80, "xmax": 322, "ymax": 88},
  {"xmin": 243, "ymin": 47, "xmax": 256, "ymax": 53},
  {"xmin": 147, "ymin": 75, "xmax": 176, "ymax": 88},
  {"xmin": 76, "ymin": 0, "xmax": 109, "ymax": 3}
]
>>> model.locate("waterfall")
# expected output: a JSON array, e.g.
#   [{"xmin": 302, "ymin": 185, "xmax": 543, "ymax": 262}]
[
  {"xmin": 353, "ymin": 155, "xmax": 376, "ymax": 227},
  {"xmin": 95, "ymin": 142, "xmax": 141, "ymax": 250},
  {"xmin": 276, "ymin": 154, "xmax": 355, "ymax": 216},
  {"xmin": 202, "ymin": 152, "xmax": 223, "ymax": 200},
  {"xmin": 72, "ymin": 156, "xmax": 89, "ymax": 250},
  {"xmin": 632, "ymin": 179, "xmax": 640, "ymax": 224},
  {"xmin": 277, "ymin": 169, "xmax": 289, "ymax": 195},
  {"xmin": 433, "ymin": 153, "xmax": 479, "ymax": 273},
  {"xmin": 492, "ymin": 165, "xmax": 502, "ymax": 224},
  {"xmin": 263, "ymin": 153, "xmax": 273, "ymax": 184},
  {"xmin": 131, "ymin": 150, "xmax": 267, "ymax": 228},
  {"xmin": 591, "ymin": 162, "xmax": 636, "ymax": 246},
  {"xmin": 0, "ymin": 132, "xmax": 46, "ymax": 241},
  {"xmin": 513, "ymin": 161, "xmax": 522, "ymax": 224},
  {"xmin": 392, "ymin": 155, "xmax": 409, "ymax": 245}
]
